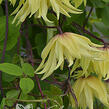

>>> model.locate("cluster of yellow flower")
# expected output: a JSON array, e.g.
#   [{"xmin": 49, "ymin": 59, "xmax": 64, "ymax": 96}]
[
  {"xmin": 1, "ymin": 0, "xmax": 109, "ymax": 109},
  {"xmin": 0, "ymin": 0, "xmax": 87, "ymax": 23},
  {"xmin": 36, "ymin": 32, "xmax": 109, "ymax": 109},
  {"xmin": 0, "ymin": 0, "xmax": 82, "ymax": 23},
  {"xmin": 36, "ymin": 32, "xmax": 103, "ymax": 80},
  {"xmin": 11, "ymin": 0, "xmax": 82, "ymax": 24}
]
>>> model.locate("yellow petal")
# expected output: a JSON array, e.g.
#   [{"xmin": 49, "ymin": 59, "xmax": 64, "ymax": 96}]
[
  {"xmin": 84, "ymin": 85, "xmax": 93, "ymax": 109},
  {"xmin": 41, "ymin": 49, "xmax": 57, "ymax": 80},
  {"xmin": 87, "ymin": 77, "xmax": 108, "ymax": 105},
  {"xmin": 41, "ymin": 36, "xmax": 57, "ymax": 59},
  {"xmin": 54, "ymin": 40, "xmax": 64, "ymax": 70}
]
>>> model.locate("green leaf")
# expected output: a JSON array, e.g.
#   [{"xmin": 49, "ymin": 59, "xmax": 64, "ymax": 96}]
[
  {"xmin": 0, "ymin": 98, "xmax": 6, "ymax": 109},
  {"xmin": 0, "ymin": 53, "xmax": 12, "ymax": 63},
  {"xmin": 95, "ymin": 6, "xmax": 109, "ymax": 28},
  {"xmin": 6, "ymin": 90, "xmax": 20, "ymax": 107},
  {"xmin": 43, "ymin": 85, "xmax": 63, "ymax": 109},
  {"xmin": 0, "ymin": 16, "xmax": 20, "ymax": 50},
  {"xmin": 22, "ymin": 63, "xmax": 34, "ymax": 77},
  {"xmin": 63, "ymin": 96, "xmax": 69, "ymax": 109},
  {"xmin": 65, "ymin": 12, "xmax": 85, "ymax": 26},
  {"xmin": 20, "ymin": 78, "xmax": 34, "ymax": 94},
  {"xmin": 94, "ymin": 22, "xmax": 109, "ymax": 36},
  {"xmin": 0, "ymin": 16, "xmax": 6, "ymax": 41},
  {"xmin": 2, "ymin": 72, "xmax": 16, "ymax": 82},
  {"xmin": 0, "ymin": 6, "xmax": 4, "ymax": 16},
  {"xmin": 102, "ymin": 0, "xmax": 109, "ymax": 2},
  {"xmin": 96, "ymin": 8, "xmax": 103, "ymax": 18},
  {"xmin": 0, "ymin": 63, "xmax": 23, "ymax": 76},
  {"xmin": 89, "ymin": 0, "xmax": 106, "ymax": 8},
  {"xmin": 100, "ymin": 6, "xmax": 109, "ymax": 25}
]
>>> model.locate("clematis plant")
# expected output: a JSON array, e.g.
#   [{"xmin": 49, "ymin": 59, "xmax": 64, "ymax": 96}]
[
  {"xmin": 0, "ymin": 0, "xmax": 109, "ymax": 109},
  {"xmin": 11, "ymin": 0, "xmax": 82, "ymax": 24},
  {"xmin": 35, "ymin": 32, "xmax": 103, "ymax": 80}
]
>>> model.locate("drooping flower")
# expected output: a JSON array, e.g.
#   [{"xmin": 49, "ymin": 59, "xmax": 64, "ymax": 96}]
[
  {"xmin": 11, "ymin": 0, "xmax": 82, "ymax": 24},
  {"xmin": 35, "ymin": 32, "xmax": 102, "ymax": 80},
  {"xmin": 0, "ymin": 0, "xmax": 16, "ymax": 6},
  {"xmin": 70, "ymin": 76, "xmax": 109, "ymax": 109},
  {"xmin": 92, "ymin": 47, "xmax": 109, "ymax": 80}
]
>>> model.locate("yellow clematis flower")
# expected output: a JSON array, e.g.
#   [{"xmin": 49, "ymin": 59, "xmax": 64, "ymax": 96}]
[
  {"xmin": 12, "ymin": 0, "xmax": 82, "ymax": 24},
  {"xmin": 70, "ymin": 76, "xmax": 109, "ymax": 109},
  {"xmin": 0, "ymin": 0, "xmax": 16, "ymax": 6},
  {"xmin": 35, "ymin": 32, "xmax": 102, "ymax": 80},
  {"xmin": 92, "ymin": 47, "xmax": 109, "ymax": 80}
]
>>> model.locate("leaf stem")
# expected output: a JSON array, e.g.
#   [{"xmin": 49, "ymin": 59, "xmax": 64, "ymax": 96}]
[
  {"xmin": 72, "ymin": 21, "xmax": 108, "ymax": 45},
  {"xmin": 0, "ymin": 0, "xmax": 9, "ymax": 97},
  {"xmin": 24, "ymin": 22, "xmax": 47, "ymax": 109},
  {"xmin": 6, "ymin": 98, "xmax": 47, "ymax": 103},
  {"xmin": 83, "ymin": 7, "xmax": 93, "ymax": 28},
  {"xmin": 67, "ymin": 80, "xmax": 78, "ymax": 109},
  {"xmin": 30, "ymin": 23, "xmax": 63, "ymax": 34}
]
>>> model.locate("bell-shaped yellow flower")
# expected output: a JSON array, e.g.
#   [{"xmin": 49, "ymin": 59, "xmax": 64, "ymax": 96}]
[
  {"xmin": 0, "ymin": 0, "xmax": 16, "ymax": 6},
  {"xmin": 92, "ymin": 47, "xmax": 109, "ymax": 80},
  {"xmin": 35, "ymin": 32, "xmax": 102, "ymax": 80},
  {"xmin": 12, "ymin": 0, "xmax": 82, "ymax": 24},
  {"xmin": 70, "ymin": 76, "xmax": 109, "ymax": 109}
]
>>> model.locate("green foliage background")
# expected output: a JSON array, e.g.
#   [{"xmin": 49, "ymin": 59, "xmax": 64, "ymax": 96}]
[{"xmin": 0, "ymin": 0, "xmax": 109, "ymax": 109}]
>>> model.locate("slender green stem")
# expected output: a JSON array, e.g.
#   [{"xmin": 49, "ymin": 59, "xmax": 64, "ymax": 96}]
[{"xmin": 6, "ymin": 98, "xmax": 47, "ymax": 103}]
